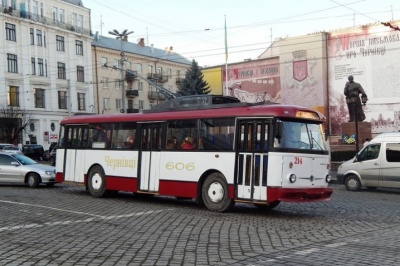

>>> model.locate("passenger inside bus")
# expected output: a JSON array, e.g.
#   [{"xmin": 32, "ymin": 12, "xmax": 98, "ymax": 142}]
[
  {"xmin": 181, "ymin": 137, "xmax": 194, "ymax": 150},
  {"xmin": 123, "ymin": 135, "xmax": 135, "ymax": 149}
]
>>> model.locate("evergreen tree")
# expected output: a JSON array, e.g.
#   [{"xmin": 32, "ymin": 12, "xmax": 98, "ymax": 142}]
[{"xmin": 177, "ymin": 60, "xmax": 211, "ymax": 96}]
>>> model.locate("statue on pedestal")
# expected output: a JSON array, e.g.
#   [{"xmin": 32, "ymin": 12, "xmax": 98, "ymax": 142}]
[{"xmin": 343, "ymin": 75, "xmax": 368, "ymax": 122}]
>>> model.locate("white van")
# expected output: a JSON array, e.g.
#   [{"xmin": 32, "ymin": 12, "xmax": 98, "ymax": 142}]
[{"xmin": 337, "ymin": 132, "xmax": 400, "ymax": 191}]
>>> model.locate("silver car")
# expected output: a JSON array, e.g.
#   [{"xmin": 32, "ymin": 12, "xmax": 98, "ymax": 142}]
[
  {"xmin": 2, "ymin": 146, "xmax": 22, "ymax": 154},
  {"xmin": 0, "ymin": 153, "xmax": 56, "ymax": 188}
]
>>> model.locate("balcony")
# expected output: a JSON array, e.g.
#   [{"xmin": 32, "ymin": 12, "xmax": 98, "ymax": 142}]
[
  {"xmin": 148, "ymin": 91, "xmax": 167, "ymax": 101},
  {"xmin": 126, "ymin": 89, "xmax": 139, "ymax": 98},
  {"xmin": 176, "ymin": 77, "xmax": 183, "ymax": 85},
  {"xmin": 125, "ymin": 70, "xmax": 138, "ymax": 82},
  {"xmin": 147, "ymin": 73, "xmax": 168, "ymax": 83},
  {"xmin": 126, "ymin": 108, "xmax": 140, "ymax": 113}
]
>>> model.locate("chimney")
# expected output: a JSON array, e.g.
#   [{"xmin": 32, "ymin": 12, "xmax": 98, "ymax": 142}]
[
  {"xmin": 138, "ymin": 38, "xmax": 145, "ymax": 47},
  {"xmin": 151, "ymin": 44, "xmax": 154, "ymax": 53},
  {"xmin": 122, "ymin": 36, "xmax": 128, "ymax": 41},
  {"xmin": 95, "ymin": 31, "xmax": 99, "ymax": 41}
]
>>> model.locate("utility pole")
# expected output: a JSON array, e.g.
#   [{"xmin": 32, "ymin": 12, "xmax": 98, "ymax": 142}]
[{"xmin": 108, "ymin": 29, "xmax": 133, "ymax": 113}]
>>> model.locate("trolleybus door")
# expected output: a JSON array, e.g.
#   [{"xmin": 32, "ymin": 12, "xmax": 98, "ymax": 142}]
[
  {"xmin": 138, "ymin": 123, "xmax": 163, "ymax": 192},
  {"xmin": 64, "ymin": 126, "xmax": 87, "ymax": 183},
  {"xmin": 236, "ymin": 120, "xmax": 270, "ymax": 201}
]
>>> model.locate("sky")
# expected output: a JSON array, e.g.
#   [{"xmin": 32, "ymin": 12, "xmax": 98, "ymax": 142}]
[{"xmin": 83, "ymin": 0, "xmax": 399, "ymax": 67}]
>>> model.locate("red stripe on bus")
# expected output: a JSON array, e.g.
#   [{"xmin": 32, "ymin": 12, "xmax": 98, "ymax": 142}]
[{"xmin": 267, "ymin": 187, "xmax": 333, "ymax": 202}]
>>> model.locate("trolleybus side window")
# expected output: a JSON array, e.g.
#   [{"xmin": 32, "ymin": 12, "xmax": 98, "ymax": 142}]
[
  {"xmin": 166, "ymin": 119, "xmax": 197, "ymax": 150},
  {"xmin": 199, "ymin": 118, "xmax": 235, "ymax": 150},
  {"xmin": 89, "ymin": 123, "xmax": 112, "ymax": 149},
  {"xmin": 111, "ymin": 122, "xmax": 137, "ymax": 149}
]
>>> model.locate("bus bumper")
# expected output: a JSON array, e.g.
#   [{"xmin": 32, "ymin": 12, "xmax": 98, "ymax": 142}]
[{"xmin": 268, "ymin": 187, "xmax": 333, "ymax": 202}]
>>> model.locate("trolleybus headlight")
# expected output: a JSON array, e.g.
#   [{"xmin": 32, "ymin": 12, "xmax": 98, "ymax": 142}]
[
  {"xmin": 288, "ymin": 174, "xmax": 297, "ymax": 183},
  {"xmin": 325, "ymin": 174, "xmax": 331, "ymax": 183}
]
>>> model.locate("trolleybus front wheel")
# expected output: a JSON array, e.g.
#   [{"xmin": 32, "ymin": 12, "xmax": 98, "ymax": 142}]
[
  {"xmin": 88, "ymin": 166, "xmax": 108, "ymax": 198},
  {"xmin": 202, "ymin": 173, "xmax": 234, "ymax": 212}
]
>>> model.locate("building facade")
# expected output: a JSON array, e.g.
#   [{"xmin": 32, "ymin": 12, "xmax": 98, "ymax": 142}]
[
  {"xmin": 1, "ymin": 0, "xmax": 93, "ymax": 149},
  {"xmin": 203, "ymin": 20, "xmax": 400, "ymax": 141},
  {"xmin": 92, "ymin": 35, "xmax": 192, "ymax": 114}
]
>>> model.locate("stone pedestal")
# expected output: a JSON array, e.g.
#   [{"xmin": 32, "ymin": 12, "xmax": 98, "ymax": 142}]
[{"xmin": 341, "ymin": 122, "xmax": 372, "ymax": 145}]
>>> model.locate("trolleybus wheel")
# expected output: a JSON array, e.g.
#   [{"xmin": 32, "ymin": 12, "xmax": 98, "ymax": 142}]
[
  {"xmin": 88, "ymin": 166, "xmax": 108, "ymax": 198},
  {"xmin": 344, "ymin": 175, "xmax": 361, "ymax": 191},
  {"xmin": 254, "ymin": 201, "xmax": 281, "ymax": 210},
  {"xmin": 26, "ymin": 173, "xmax": 40, "ymax": 188},
  {"xmin": 202, "ymin": 173, "xmax": 234, "ymax": 212}
]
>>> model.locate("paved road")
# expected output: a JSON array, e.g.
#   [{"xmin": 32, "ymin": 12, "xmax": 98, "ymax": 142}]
[{"xmin": 0, "ymin": 183, "xmax": 399, "ymax": 265}]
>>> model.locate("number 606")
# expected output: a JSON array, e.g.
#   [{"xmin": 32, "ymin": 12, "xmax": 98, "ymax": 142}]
[{"xmin": 165, "ymin": 162, "xmax": 195, "ymax": 171}]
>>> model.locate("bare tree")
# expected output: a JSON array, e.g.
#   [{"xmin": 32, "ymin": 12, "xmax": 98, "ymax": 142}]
[{"xmin": 0, "ymin": 105, "xmax": 34, "ymax": 144}]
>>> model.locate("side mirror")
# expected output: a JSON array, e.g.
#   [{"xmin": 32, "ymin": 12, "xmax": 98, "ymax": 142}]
[{"xmin": 11, "ymin": 161, "xmax": 20, "ymax": 166}]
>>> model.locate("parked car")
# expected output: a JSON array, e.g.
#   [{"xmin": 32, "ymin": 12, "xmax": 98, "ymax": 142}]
[
  {"xmin": 0, "ymin": 144, "xmax": 13, "ymax": 150},
  {"xmin": 22, "ymin": 144, "xmax": 45, "ymax": 161},
  {"xmin": 337, "ymin": 132, "xmax": 400, "ymax": 191},
  {"xmin": 0, "ymin": 153, "xmax": 56, "ymax": 187},
  {"xmin": 2, "ymin": 146, "xmax": 22, "ymax": 154},
  {"xmin": 49, "ymin": 144, "xmax": 58, "ymax": 166}
]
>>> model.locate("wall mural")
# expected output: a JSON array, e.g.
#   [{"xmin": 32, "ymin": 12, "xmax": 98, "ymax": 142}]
[{"xmin": 327, "ymin": 25, "xmax": 400, "ymax": 135}]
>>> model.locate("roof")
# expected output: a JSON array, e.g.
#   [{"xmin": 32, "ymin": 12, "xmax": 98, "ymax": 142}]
[
  {"xmin": 92, "ymin": 35, "xmax": 192, "ymax": 66},
  {"xmin": 62, "ymin": 0, "xmax": 84, "ymax": 7}
]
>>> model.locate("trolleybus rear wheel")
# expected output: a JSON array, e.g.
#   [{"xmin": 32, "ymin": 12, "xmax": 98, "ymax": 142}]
[
  {"xmin": 88, "ymin": 166, "xmax": 108, "ymax": 198},
  {"xmin": 202, "ymin": 173, "xmax": 234, "ymax": 212}
]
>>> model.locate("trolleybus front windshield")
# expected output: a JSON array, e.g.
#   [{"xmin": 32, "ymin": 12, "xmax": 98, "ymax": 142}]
[{"xmin": 275, "ymin": 121, "xmax": 327, "ymax": 151}]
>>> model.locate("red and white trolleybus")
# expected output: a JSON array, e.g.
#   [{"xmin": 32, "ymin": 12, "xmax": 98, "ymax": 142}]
[{"xmin": 55, "ymin": 96, "xmax": 333, "ymax": 212}]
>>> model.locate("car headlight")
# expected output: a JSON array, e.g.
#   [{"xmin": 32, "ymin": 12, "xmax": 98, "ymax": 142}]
[{"xmin": 45, "ymin": 171, "xmax": 54, "ymax": 175}]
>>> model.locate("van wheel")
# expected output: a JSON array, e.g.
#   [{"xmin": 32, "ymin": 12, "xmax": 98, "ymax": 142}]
[
  {"xmin": 202, "ymin": 173, "xmax": 234, "ymax": 212},
  {"xmin": 345, "ymin": 175, "xmax": 361, "ymax": 191},
  {"xmin": 88, "ymin": 166, "xmax": 108, "ymax": 198}
]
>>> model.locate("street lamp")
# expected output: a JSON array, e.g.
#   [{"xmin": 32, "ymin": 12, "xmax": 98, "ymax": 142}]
[
  {"xmin": 108, "ymin": 29, "xmax": 133, "ymax": 113},
  {"xmin": 346, "ymin": 93, "xmax": 368, "ymax": 153}
]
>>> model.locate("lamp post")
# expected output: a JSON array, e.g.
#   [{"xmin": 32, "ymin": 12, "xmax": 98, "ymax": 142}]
[
  {"xmin": 347, "ymin": 93, "xmax": 368, "ymax": 153},
  {"xmin": 108, "ymin": 29, "xmax": 133, "ymax": 113}
]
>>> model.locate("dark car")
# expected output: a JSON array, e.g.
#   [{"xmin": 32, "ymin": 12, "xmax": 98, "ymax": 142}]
[{"xmin": 22, "ymin": 144, "xmax": 45, "ymax": 161}]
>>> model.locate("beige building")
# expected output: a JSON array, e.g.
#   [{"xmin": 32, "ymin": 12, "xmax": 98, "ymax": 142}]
[
  {"xmin": 0, "ymin": 0, "xmax": 93, "ymax": 149},
  {"xmin": 92, "ymin": 35, "xmax": 191, "ymax": 114}
]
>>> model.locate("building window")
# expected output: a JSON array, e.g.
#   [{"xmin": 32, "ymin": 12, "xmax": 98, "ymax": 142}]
[
  {"xmin": 77, "ymin": 66, "xmax": 84, "ymax": 82},
  {"xmin": 31, "ymin": 58, "xmax": 36, "ymax": 75},
  {"xmin": 7, "ymin": 54, "xmax": 18, "ymax": 73},
  {"xmin": 36, "ymin": 29, "xmax": 42, "ymax": 46},
  {"xmin": 59, "ymin": 9, "xmax": 65, "ymax": 23},
  {"xmin": 56, "ymin": 35, "xmax": 65, "ymax": 51},
  {"xmin": 168, "ymin": 69, "xmax": 172, "ymax": 78},
  {"xmin": 77, "ymin": 93, "xmax": 85, "ymax": 110},
  {"xmin": 102, "ymin": 77, "xmax": 109, "ymax": 88},
  {"xmin": 138, "ymin": 81, "xmax": 143, "ymax": 91},
  {"xmin": 116, "ymin": 99, "xmax": 122, "ymax": 109},
  {"xmin": 43, "ymin": 31, "xmax": 46, "ymax": 47},
  {"xmin": 52, "ymin": 6, "xmax": 58, "ymax": 21},
  {"xmin": 103, "ymin": 98, "xmax": 110, "ymax": 110},
  {"xmin": 38, "ymin": 58, "xmax": 44, "ymax": 76},
  {"xmin": 5, "ymin": 23, "xmax": 16, "ymax": 41},
  {"xmin": 58, "ymin": 91, "xmax": 67, "ymax": 109},
  {"xmin": 57, "ymin": 62, "xmax": 66, "ymax": 79},
  {"xmin": 45, "ymin": 60, "xmax": 48, "ymax": 76},
  {"xmin": 8, "ymin": 86, "xmax": 19, "ymax": 106},
  {"xmin": 136, "ymin": 63, "xmax": 142, "ymax": 73},
  {"xmin": 76, "ymin": 40, "xmax": 83, "ymax": 55},
  {"xmin": 148, "ymin": 65, "xmax": 153, "ymax": 74},
  {"xmin": 34, "ymin": 88, "xmax": 45, "ymax": 108},
  {"xmin": 125, "ymin": 61, "xmax": 131, "ymax": 70},
  {"xmin": 139, "ymin": 100, "xmax": 144, "ymax": 110},
  {"xmin": 30, "ymin": 28, "xmax": 35, "ymax": 45},
  {"xmin": 115, "ymin": 79, "xmax": 120, "ymax": 90},
  {"xmin": 113, "ymin": 59, "xmax": 119, "ymax": 69},
  {"xmin": 176, "ymin": 70, "xmax": 180, "ymax": 78},
  {"xmin": 101, "ymin": 57, "xmax": 107, "ymax": 67}
]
